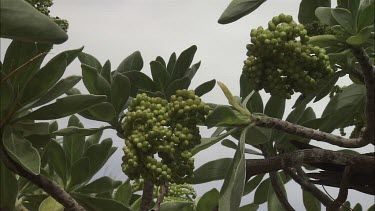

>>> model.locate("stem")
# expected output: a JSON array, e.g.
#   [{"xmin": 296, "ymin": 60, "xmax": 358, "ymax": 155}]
[
  {"xmin": 327, "ymin": 166, "xmax": 351, "ymax": 211},
  {"xmin": 154, "ymin": 183, "xmax": 168, "ymax": 211},
  {"xmin": 140, "ymin": 180, "xmax": 154, "ymax": 211},
  {"xmin": 0, "ymin": 141, "xmax": 85, "ymax": 211}
]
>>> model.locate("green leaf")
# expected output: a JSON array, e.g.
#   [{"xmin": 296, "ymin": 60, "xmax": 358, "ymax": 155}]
[
  {"xmin": 54, "ymin": 126, "xmax": 107, "ymax": 136},
  {"xmin": 245, "ymin": 126, "xmax": 272, "ymax": 145},
  {"xmin": 38, "ymin": 196, "xmax": 64, "ymax": 211},
  {"xmin": 0, "ymin": 0, "xmax": 68, "ymax": 44},
  {"xmin": 171, "ymin": 45, "xmax": 197, "ymax": 80},
  {"xmin": 150, "ymin": 61, "xmax": 170, "ymax": 92},
  {"xmin": 196, "ymin": 189, "xmax": 220, "ymax": 211},
  {"xmin": 3, "ymin": 127, "xmax": 40, "ymax": 174},
  {"xmin": 369, "ymin": 204, "xmax": 375, "ymax": 211},
  {"xmin": 191, "ymin": 128, "xmax": 236, "ymax": 155},
  {"xmin": 308, "ymin": 35, "xmax": 347, "ymax": 48},
  {"xmin": 0, "ymin": 162, "xmax": 18, "ymax": 211},
  {"xmin": 337, "ymin": 0, "xmax": 361, "ymax": 23},
  {"xmin": 313, "ymin": 72, "xmax": 341, "ymax": 102},
  {"xmin": 165, "ymin": 76, "xmax": 191, "ymax": 99},
  {"xmin": 13, "ymin": 122, "xmax": 50, "ymax": 136},
  {"xmin": 130, "ymin": 197, "xmax": 142, "ymax": 211},
  {"xmin": 298, "ymin": 0, "xmax": 331, "ymax": 24},
  {"xmin": 219, "ymin": 124, "xmax": 247, "ymax": 211},
  {"xmin": 83, "ymin": 139, "xmax": 114, "ymax": 178},
  {"xmin": 315, "ymin": 7, "xmax": 339, "ymax": 26},
  {"xmin": 243, "ymin": 173, "xmax": 265, "ymax": 196},
  {"xmin": 191, "ymin": 158, "xmax": 232, "ymax": 184},
  {"xmin": 218, "ymin": 0, "xmax": 267, "ymax": 24},
  {"xmin": 116, "ymin": 51, "xmax": 143, "ymax": 74},
  {"xmin": 346, "ymin": 25, "xmax": 374, "ymax": 45},
  {"xmin": 76, "ymin": 176, "xmax": 121, "ymax": 194},
  {"xmin": 353, "ymin": 203, "xmax": 363, "ymax": 211},
  {"xmin": 264, "ymin": 95, "xmax": 285, "ymax": 119},
  {"xmin": 46, "ymin": 140, "xmax": 67, "ymax": 184},
  {"xmin": 331, "ymin": 8, "xmax": 355, "ymax": 34},
  {"xmin": 101, "ymin": 60, "xmax": 112, "ymax": 84},
  {"xmin": 245, "ymin": 91, "xmax": 263, "ymax": 113},
  {"xmin": 267, "ymin": 173, "xmax": 287, "ymax": 211},
  {"xmin": 185, "ymin": 61, "xmax": 201, "ymax": 80},
  {"xmin": 78, "ymin": 52, "xmax": 102, "ymax": 71},
  {"xmin": 195, "ymin": 79, "xmax": 216, "ymax": 97},
  {"xmin": 254, "ymin": 178, "xmax": 270, "ymax": 204},
  {"xmin": 240, "ymin": 203, "xmax": 259, "ymax": 211},
  {"xmin": 30, "ymin": 76, "xmax": 82, "ymax": 109},
  {"xmin": 303, "ymin": 190, "xmax": 321, "ymax": 211},
  {"xmin": 160, "ymin": 202, "xmax": 194, "ymax": 211},
  {"xmin": 62, "ymin": 115, "xmax": 85, "ymax": 167},
  {"xmin": 167, "ymin": 52, "xmax": 177, "ymax": 75},
  {"xmin": 68, "ymin": 157, "xmax": 90, "ymax": 190},
  {"xmin": 21, "ymin": 52, "xmax": 68, "ymax": 104},
  {"xmin": 123, "ymin": 70, "xmax": 158, "ymax": 92},
  {"xmin": 221, "ymin": 139, "xmax": 262, "ymax": 155},
  {"xmin": 155, "ymin": 56, "xmax": 166, "ymax": 68},
  {"xmin": 84, "ymin": 130, "xmax": 103, "ymax": 151},
  {"xmin": 357, "ymin": 0, "xmax": 374, "ymax": 30},
  {"xmin": 79, "ymin": 102, "xmax": 116, "ymax": 123},
  {"xmin": 111, "ymin": 74, "xmax": 130, "ymax": 114},
  {"xmin": 0, "ymin": 79, "xmax": 14, "ymax": 116},
  {"xmin": 82, "ymin": 64, "xmax": 111, "ymax": 98},
  {"xmin": 72, "ymin": 193, "xmax": 132, "ymax": 211},
  {"xmin": 23, "ymin": 94, "xmax": 107, "ymax": 120},
  {"xmin": 114, "ymin": 179, "xmax": 132, "ymax": 206},
  {"xmin": 205, "ymin": 106, "xmax": 250, "ymax": 128}
]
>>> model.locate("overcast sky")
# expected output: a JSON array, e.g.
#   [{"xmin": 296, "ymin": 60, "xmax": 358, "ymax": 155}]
[{"xmin": 1, "ymin": 0, "xmax": 374, "ymax": 210}]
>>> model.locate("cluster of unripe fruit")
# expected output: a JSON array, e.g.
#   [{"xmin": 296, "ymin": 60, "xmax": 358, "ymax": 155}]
[
  {"xmin": 122, "ymin": 90, "xmax": 210, "ymax": 185},
  {"xmin": 243, "ymin": 14, "xmax": 333, "ymax": 98}
]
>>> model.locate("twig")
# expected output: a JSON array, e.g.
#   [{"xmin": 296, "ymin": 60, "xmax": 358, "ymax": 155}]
[
  {"xmin": 285, "ymin": 168, "xmax": 333, "ymax": 207},
  {"xmin": 327, "ymin": 166, "xmax": 351, "ymax": 211},
  {"xmin": 153, "ymin": 183, "xmax": 168, "ymax": 211},
  {"xmin": 140, "ymin": 180, "xmax": 154, "ymax": 211},
  {"xmin": 0, "ymin": 52, "xmax": 48, "ymax": 84},
  {"xmin": 252, "ymin": 116, "xmax": 368, "ymax": 148},
  {"xmin": 351, "ymin": 47, "xmax": 375, "ymax": 145},
  {"xmin": 0, "ymin": 141, "xmax": 85, "ymax": 211}
]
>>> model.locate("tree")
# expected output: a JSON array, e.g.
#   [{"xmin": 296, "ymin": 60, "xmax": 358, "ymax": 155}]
[{"xmin": 0, "ymin": 0, "xmax": 374, "ymax": 211}]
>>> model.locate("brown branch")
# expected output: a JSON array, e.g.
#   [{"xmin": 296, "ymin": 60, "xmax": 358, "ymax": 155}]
[
  {"xmin": 0, "ymin": 142, "xmax": 85, "ymax": 211},
  {"xmin": 252, "ymin": 116, "xmax": 368, "ymax": 148},
  {"xmin": 153, "ymin": 183, "xmax": 168, "ymax": 211},
  {"xmin": 351, "ymin": 47, "xmax": 375, "ymax": 145},
  {"xmin": 284, "ymin": 168, "xmax": 333, "ymax": 207},
  {"xmin": 140, "ymin": 180, "xmax": 154, "ymax": 211}
]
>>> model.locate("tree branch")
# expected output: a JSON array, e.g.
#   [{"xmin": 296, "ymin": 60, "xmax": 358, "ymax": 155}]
[
  {"xmin": 0, "ymin": 143, "xmax": 85, "ymax": 211},
  {"xmin": 351, "ymin": 47, "xmax": 375, "ymax": 145},
  {"xmin": 141, "ymin": 180, "xmax": 154, "ymax": 211},
  {"xmin": 153, "ymin": 183, "xmax": 168, "ymax": 211},
  {"xmin": 252, "ymin": 116, "xmax": 368, "ymax": 148}
]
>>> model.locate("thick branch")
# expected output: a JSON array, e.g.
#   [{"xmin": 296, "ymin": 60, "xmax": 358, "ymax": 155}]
[
  {"xmin": 252, "ymin": 116, "xmax": 367, "ymax": 148},
  {"xmin": 0, "ymin": 143, "xmax": 85, "ymax": 211},
  {"xmin": 141, "ymin": 180, "xmax": 154, "ymax": 211},
  {"xmin": 351, "ymin": 47, "xmax": 375, "ymax": 145},
  {"xmin": 284, "ymin": 168, "xmax": 332, "ymax": 207}
]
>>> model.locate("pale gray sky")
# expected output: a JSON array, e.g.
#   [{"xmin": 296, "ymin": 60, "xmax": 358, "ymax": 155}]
[{"xmin": 1, "ymin": 0, "xmax": 373, "ymax": 210}]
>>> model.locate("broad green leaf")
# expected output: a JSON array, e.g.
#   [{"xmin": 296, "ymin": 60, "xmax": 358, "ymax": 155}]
[
  {"xmin": 313, "ymin": 72, "xmax": 341, "ymax": 102},
  {"xmin": 78, "ymin": 52, "xmax": 102, "ymax": 71},
  {"xmin": 167, "ymin": 52, "xmax": 177, "ymax": 75},
  {"xmin": 63, "ymin": 115, "xmax": 85, "ymax": 166},
  {"xmin": 30, "ymin": 76, "xmax": 82, "ymax": 109},
  {"xmin": 245, "ymin": 126, "xmax": 272, "ymax": 145},
  {"xmin": 353, "ymin": 203, "xmax": 363, "ymax": 211},
  {"xmin": 240, "ymin": 203, "xmax": 259, "ymax": 211},
  {"xmin": 254, "ymin": 178, "xmax": 270, "ymax": 204},
  {"xmin": 72, "ymin": 193, "xmax": 132, "ymax": 211},
  {"xmin": 331, "ymin": 8, "xmax": 355, "ymax": 34},
  {"xmin": 264, "ymin": 95, "xmax": 285, "ymax": 119},
  {"xmin": 79, "ymin": 102, "xmax": 116, "ymax": 123},
  {"xmin": 196, "ymin": 189, "xmax": 220, "ymax": 211},
  {"xmin": 303, "ymin": 190, "xmax": 321, "ymax": 211},
  {"xmin": 81, "ymin": 64, "xmax": 111, "ymax": 98},
  {"xmin": 185, "ymin": 61, "xmax": 201, "ymax": 80},
  {"xmin": 0, "ymin": 162, "xmax": 18, "ymax": 211},
  {"xmin": 101, "ymin": 60, "xmax": 112, "ymax": 84},
  {"xmin": 155, "ymin": 56, "xmax": 166, "ymax": 67},
  {"xmin": 191, "ymin": 128, "xmax": 236, "ymax": 155},
  {"xmin": 337, "ymin": 0, "xmax": 361, "ymax": 22},
  {"xmin": 38, "ymin": 196, "xmax": 64, "ymax": 211},
  {"xmin": 357, "ymin": 0, "xmax": 374, "ymax": 30},
  {"xmin": 20, "ymin": 194, "xmax": 48, "ymax": 211},
  {"xmin": 3, "ymin": 127, "xmax": 40, "ymax": 174},
  {"xmin": 123, "ymin": 70, "xmax": 158, "ymax": 92},
  {"xmin": 83, "ymin": 139, "xmax": 114, "ymax": 177},
  {"xmin": 150, "ymin": 61, "xmax": 170, "ymax": 92},
  {"xmin": 346, "ymin": 25, "xmax": 374, "ymax": 45},
  {"xmin": 13, "ymin": 122, "xmax": 49, "ymax": 136},
  {"xmin": 165, "ymin": 76, "xmax": 191, "ymax": 99},
  {"xmin": 219, "ymin": 124, "xmax": 247, "ymax": 211},
  {"xmin": 267, "ymin": 173, "xmax": 287, "ymax": 211},
  {"xmin": 205, "ymin": 106, "xmax": 250, "ymax": 128},
  {"xmin": 46, "ymin": 140, "xmax": 67, "ymax": 184},
  {"xmin": 21, "ymin": 53, "xmax": 67, "ymax": 104},
  {"xmin": 0, "ymin": 79, "xmax": 14, "ymax": 116},
  {"xmin": 114, "ymin": 179, "xmax": 132, "ymax": 206},
  {"xmin": 84, "ymin": 130, "xmax": 103, "ymax": 151},
  {"xmin": 0, "ymin": 0, "xmax": 68, "ymax": 44},
  {"xmin": 191, "ymin": 158, "xmax": 232, "ymax": 184},
  {"xmin": 76, "ymin": 176, "xmax": 122, "ymax": 194},
  {"xmin": 54, "ymin": 126, "xmax": 107, "ymax": 136},
  {"xmin": 243, "ymin": 173, "xmax": 265, "ymax": 196},
  {"xmin": 159, "ymin": 202, "xmax": 194, "ymax": 211},
  {"xmin": 298, "ymin": 0, "xmax": 331, "ymax": 24},
  {"xmin": 23, "ymin": 94, "xmax": 107, "ymax": 120},
  {"xmin": 171, "ymin": 45, "xmax": 197, "ymax": 80},
  {"xmin": 116, "ymin": 51, "xmax": 143, "ymax": 73},
  {"xmin": 68, "ymin": 157, "xmax": 90, "ymax": 190},
  {"xmin": 218, "ymin": 0, "xmax": 267, "ymax": 24},
  {"xmin": 111, "ymin": 74, "xmax": 130, "ymax": 114},
  {"xmin": 369, "ymin": 204, "xmax": 375, "ymax": 211},
  {"xmin": 130, "ymin": 197, "xmax": 142, "ymax": 210},
  {"xmin": 315, "ymin": 7, "xmax": 339, "ymax": 26},
  {"xmin": 221, "ymin": 139, "xmax": 262, "ymax": 155},
  {"xmin": 308, "ymin": 35, "xmax": 347, "ymax": 48},
  {"xmin": 245, "ymin": 91, "xmax": 263, "ymax": 113},
  {"xmin": 195, "ymin": 79, "xmax": 216, "ymax": 97}
]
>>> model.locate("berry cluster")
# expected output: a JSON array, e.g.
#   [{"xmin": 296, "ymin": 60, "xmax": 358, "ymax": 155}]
[
  {"xmin": 122, "ymin": 90, "xmax": 210, "ymax": 185},
  {"xmin": 243, "ymin": 14, "xmax": 333, "ymax": 98},
  {"xmin": 304, "ymin": 21, "xmax": 338, "ymax": 36},
  {"xmin": 164, "ymin": 183, "xmax": 196, "ymax": 202}
]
